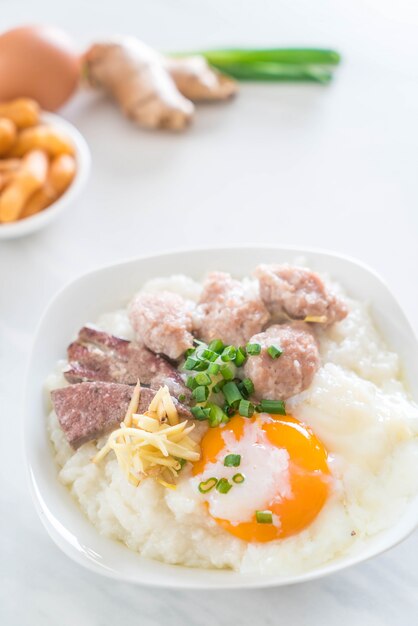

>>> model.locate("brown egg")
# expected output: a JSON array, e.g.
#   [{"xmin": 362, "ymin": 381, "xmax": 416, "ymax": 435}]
[{"xmin": 0, "ymin": 25, "xmax": 81, "ymax": 110}]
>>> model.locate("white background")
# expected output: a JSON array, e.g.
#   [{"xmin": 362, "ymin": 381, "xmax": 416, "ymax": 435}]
[{"xmin": 1, "ymin": 1, "xmax": 417, "ymax": 624}]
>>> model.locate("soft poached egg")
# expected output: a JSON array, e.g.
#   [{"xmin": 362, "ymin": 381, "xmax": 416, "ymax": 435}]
[{"xmin": 193, "ymin": 413, "xmax": 331, "ymax": 542}]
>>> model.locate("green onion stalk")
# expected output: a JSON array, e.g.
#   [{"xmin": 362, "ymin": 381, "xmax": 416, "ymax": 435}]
[{"xmin": 170, "ymin": 48, "xmax": 341, "ymax": 84}]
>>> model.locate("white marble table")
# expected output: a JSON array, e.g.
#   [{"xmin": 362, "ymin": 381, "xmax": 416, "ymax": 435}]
[{"xmin": 1, "ymin": 0, "xmax": 418, "ymax": 624}]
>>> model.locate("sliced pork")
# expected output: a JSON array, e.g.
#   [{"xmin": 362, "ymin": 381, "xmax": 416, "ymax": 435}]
[
  {"xmin": 65, "ymin": 326, "xmax": 187, "ymax": 398},
  {"xmin": 244, "ymin": 323, "xmax": 320, "ymax": 401},
  {"xmin": 51, "ymin": 381, "xmax": 192, "ymax": 449},
  {"xmin": 128, "ymin": 291, "xmax": 194, "ymax": 360},
  {"xmin": 193, "ymin": 272, "xmax": 270, "ymax": 346},
  {"xmin": 255, "ymin": 264, "xmax": 348, "ymax": 325}
]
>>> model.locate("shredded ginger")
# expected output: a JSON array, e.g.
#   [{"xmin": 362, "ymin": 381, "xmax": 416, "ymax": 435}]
[{"xmin": 93, "ymin": 382, "xmax": 199, "ymax": 488}]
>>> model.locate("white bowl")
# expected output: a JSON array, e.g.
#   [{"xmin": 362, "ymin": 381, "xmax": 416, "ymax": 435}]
[
  {"xmin": 0, "ymin": 112, "xmax": 90, "ymax": 239},
  {"xmin": 24, "ymin": 246, "xmax": 418, "ymax": 589}
]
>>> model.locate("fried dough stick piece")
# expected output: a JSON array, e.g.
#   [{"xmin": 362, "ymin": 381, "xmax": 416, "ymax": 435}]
[{"xmin": 84, "ymin": 37, "xmax": 194, "ymax": 131}]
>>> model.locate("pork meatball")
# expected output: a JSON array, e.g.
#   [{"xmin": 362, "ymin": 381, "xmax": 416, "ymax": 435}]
[
  {"xmin": 255, "ymin": 264, "xmax": 348, "ymax": 325},
  {"xmin": 128, "ymin": 291, "xmax": 194, "ymax": 360},
  {"xmin": 244, "ymin": 323, "xmax": 320, "ymax": 400},
  {"xmin": 193, "ymin": 271, "xmax": 270, "ymax": 346}
]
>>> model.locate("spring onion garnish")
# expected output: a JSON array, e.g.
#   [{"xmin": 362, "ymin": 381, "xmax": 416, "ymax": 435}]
[
  {"xmin": 182, "ymin": 337, "xmax": 288, "ymax": 427},
  {"xmin": 216, "ymin": 478, "xmax": 233, "ymax": 494},
  {"xmin": 220, "ymin": 364, "xmax": 234, "ymax": 380},
  {"xmin": 256, "ymin": 510, "xmax": 273, "ymax": 524},
  {"xmin": 206, "ymin": 403, "xmax": 229, "ymax": 427},
  {"xmin": 232, "ymin": 473, "xmax": 245, "ymax": 484},
  {"xmin": 224, "ymin": 403, "xmax": 235, "ymax": 417},
  {"xmin": 212, "ymin": 379, "xmax": 226, "ymax": 394},
  {"xmin": 223, "ymin": 381, "xmax": 243, "ymax": 408},
  {"xmin": 257, "ymin": 399, "xmax": 286, "ymax": 415},
  {"xmin": 194, "ymin": 360, "xmax": 209, "ymax": 371},
  {"xmin": 208, "ymin": 362, "xmax": 220, "ymax": 375},
  {"xmin": 208, "ymin": 339, "xmax": 224, "ymax": 353},
  {"xmin": 191, "ymin": 406, "xmax": 211, "ymax": 420},
  {"xmin": 184, "ymin": 357, "xmax": 199, "ymax": 370},
  {"xmin": 224, "ymin": 454, "xmax": 241, "ymax": 467},
  {"xmin": 195, "ymin": 372, "xmax": 212, "ymax": 386},
  {"xmin": 178, "ymin": 394, "xmax": 186, "ymax": 403},
  {"xmin": 246, "ymin": 342, "xmax": 261, "ymax": 355},
  {"xmin": 201, "ymin": 348, "xmax": 218, "ymax": 362},
  {"xmin": 177, "ymin": 457, "xmax": 187, "ymax": 470},
  {"xmin": 238, "ymin": 399, "xmax": 255, "ymax": 418},
  {"xmin": 240, "ymin": 377, "xmax": 255, "ymax": 397},
  {"xmin": 198, "ymin": 477, "xmax": 218, "ymax": 494},
  {"xmin": 221, "ymin": 345, "xmax": 237, "ymax": 362},
  {"xmin": 186, "ymin": 376, "xmax": 198, "ymax": 390},
  {"xmin": 234, "ymin": 346, "xmax": 247, "ymax": 367},
  {"xmin": 267, "ymin": 345, "xmax": 283, "ymax": 359},
  {"xmin": 192, "ymin": 385, "xmax": 210, "ymax": 402}
]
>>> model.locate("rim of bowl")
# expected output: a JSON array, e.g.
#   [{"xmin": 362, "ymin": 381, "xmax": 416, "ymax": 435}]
[{"xmin": 0, "ymin": 112, "xmax": 91, "ymax": 239}]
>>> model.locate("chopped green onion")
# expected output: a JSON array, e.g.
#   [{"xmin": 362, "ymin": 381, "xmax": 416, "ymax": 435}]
[
  {"xmin": 178, "ymin": 394, "xmax": 186, "ymax": 403},
  {"xmin": 221, "ymin": 345, "xmax": 237, "ymax": 362},
  {"xmin": 208, "ymin": 339, "xmax": 224, "ymax": 353},
  {"xmin": 232, "ymin": 473, "xmax": 245, "ymax": 484},
  {"xmin": 234, "ymin": 347, "xmax": 247, "ymax": 367},
  {"xmin": 201, "ymin": 348, "xmax": 219, "ymax": 362},
  {"xmin": 184, "ymin": 348, "xmax": 195, "ymax": 357},
  {"xmin": 186, "ymin": 376, "xmax": 198, "ymax": 390},
  {"xmin": 246, "ymin": 342, "xmax": 261, "ymax": 355},
  {"xmin": 198, "ymin": 477, "xmax": 218, "ymax": 494},
  {"xmin": 267, "ymin": 345, "xmax": 283, "ymax": 359},
  {"xmin": 206, "ymin": 403, "xmax": 229, "ymax": 427},
  {"xmin": 192, "ymin": 386, "xmax": 209, "ymax": 402},
  {"xmin": 176, "ymin": 457, "xmax": 187, "ymax": 470},
  {"xmin": 257, "ymin": 399, "xmax": 286, "ymax": 415},
  {"xmin": 240, "ymin": 378, "xmax": 255, "ymax": 397},
  {"xmin": 223, "ymin": 403, "xmax": 235, "ymax": 416},
  {"xmin": 238, "ymin": 399, "xmax": 255, "ymax": 418},
  {"xmin": 191, "ymin": 406, "xmax": 211, "ymax": 420},
  {"xmin": 224, "ymin": 454, "xmax": 241, "ymax": 467},
  {"xmin": 223, "ymin": 381, "xmax": 243, "ymax": 408},
  {"xmin": 195, "ymin": 372, "xmax": 212, "ymax": 386},
  {"xmin": 220, "ymin": 364, "xmax": 234, "ymax": 380},
  {"xmin": 221, "ymin": 411, "xmax": 230, "ymax": 423},
  {"xmin": 194, "ymin": 360, "xmax": 209, "ymax": 371},
  {"xmin": 184, "ymin": 357, "xmax": 199, "ymax": 370},
  {"xmin": 213, "ymin": 379, "xmax": 226, "ymax": 394},
  {"xmin": 256, "ymin": 510, "xmax": 273, "ymax": 524},
  {"xmin": 216, "ymin": 478, "xmax": 232, "ymax": 494},
  {"xmin": 208, "ymin": 362, "xmax": 220, "ymax": 375}
]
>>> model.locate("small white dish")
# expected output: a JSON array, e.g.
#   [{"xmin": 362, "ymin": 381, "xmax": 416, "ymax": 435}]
[
  {"xmin": 0, "ymin": 112, "xmax": 90, "ymax": 239},
  {"xmin": 24, "ymin": 246, "xmax": 418, "ymax": 589}
]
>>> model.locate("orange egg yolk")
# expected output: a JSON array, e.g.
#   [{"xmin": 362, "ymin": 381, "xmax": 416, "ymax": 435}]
[{"xmin": 193, "ymin": 414, "xmax": 330, "ymax": 543}]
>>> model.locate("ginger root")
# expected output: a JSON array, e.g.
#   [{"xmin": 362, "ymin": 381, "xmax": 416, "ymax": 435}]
[
  {"xmin": 84, "ymin": 37, "xmax": 237, "ymax": 131},
  {"xmin": 164, "ymin": 56, "xmax": 237, "ymax": 101},
  {"xmin": 85, "ymin": 37, "xmax": 194, "ymax": 131}
]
